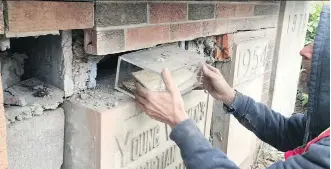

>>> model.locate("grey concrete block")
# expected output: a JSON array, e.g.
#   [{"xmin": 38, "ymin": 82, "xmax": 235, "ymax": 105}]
[
  {"xmin": 95, "ymin": 2, "xmax": 147, "ymax": 27},
  {"xmin": 6, "ymin": 108, "xmax": 64, "ymax": 169},
  {"xmin": 188, "ymin": 4, "xmax": 215, "ymax": 20}
]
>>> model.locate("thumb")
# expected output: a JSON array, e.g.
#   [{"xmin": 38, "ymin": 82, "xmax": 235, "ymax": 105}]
[{"xmin": 161, "ymin": 68, "xmax": 176, "ymax": 92}]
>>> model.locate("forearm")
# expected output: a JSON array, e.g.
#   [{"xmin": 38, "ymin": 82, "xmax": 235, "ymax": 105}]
[
  {"xmin": 170, "ymin": 119, "xmax": 239, "ymax": 169},
  {"xmin": 229, "ymin": 92, "xmax": 306, "ymax": 151}
]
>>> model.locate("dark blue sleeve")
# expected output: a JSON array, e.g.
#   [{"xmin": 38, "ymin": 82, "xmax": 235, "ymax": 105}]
[
  {"xmin": 170, "ymin": 119, "xmax": 240, "ymax": 169},
  {"xmin": 231, "ymin": 92, "xmax": 307, "ymax": 151}
]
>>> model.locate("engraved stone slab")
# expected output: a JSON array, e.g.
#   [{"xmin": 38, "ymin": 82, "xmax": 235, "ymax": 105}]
[
  {"xmin": 62, "ymin": 90, "xmax": 213, "ymax": 169},
  {"xmin": 215, "ymin": 39, "xmax": 268, "ymax": 167}
]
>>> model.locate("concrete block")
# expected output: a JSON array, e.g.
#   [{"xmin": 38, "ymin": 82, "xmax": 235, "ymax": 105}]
[
  {"xmin": 95, "ymin": 2, "xmax": 147, "ymax": 27},
  {"xmin": 6, "ymin": 108, "xmax": 64, "ymax": 169},
  {"xmin": 7, "ymin": 1, "xmax": 93, "ymax": 33},
  {"xmin": 1, "ymin": 53, "xmax": 27, "ymax": 89},
  {"xmin": 62, "ymin": 90, "xmax": 213, "ymax": 169},
  {"xmin": 149, "ymin": 3, "xmax": 187, "ymax": 24},
  {"xmin": 188, "ymin": 4, "xmax": 215, "ymax": 20}
]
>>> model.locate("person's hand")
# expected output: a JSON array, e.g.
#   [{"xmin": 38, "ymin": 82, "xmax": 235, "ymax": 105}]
[
  {"xmin": 134, "ymin": 68, "xmax": 188, "ymax": 128},
  {"xmin": 202, "ymin": 64, "xmax": 236, "ymax": 105}
]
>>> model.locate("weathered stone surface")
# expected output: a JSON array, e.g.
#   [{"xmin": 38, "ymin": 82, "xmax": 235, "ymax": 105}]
[
  {"xmin": 271, "ymin": 2, "xmax": 309, "ymax": 116},
  {"xmin": 3, "ymin": 78, "xmax": 64, "ymax": 110},
  {"xmin": 62, "ymin": 90, "xmax": 213, "ymax": 169},
  {"xmin": 1, "ymin": 53, "xmax": 27, "ymax": 89},
  {"xmin": 6, "ymin": 108, "xmax": 64, "ymax": 169}
]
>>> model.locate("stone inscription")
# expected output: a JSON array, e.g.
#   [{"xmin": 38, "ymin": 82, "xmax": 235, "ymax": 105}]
[
  {"xmin": 186, "ymin": 102, "xmax": 206, "ymax": 123},
  {"xmin": 133, "ymin": 145, "xmax": 177, "ymax": 169},
  {"xmin": 234, "ymin": 40, "xmax": 268, "ymax": 85},
  {"xmin": 287, "ymin": 13, "xmax": 308, "ymax": 34},
  {"xmin": 116, "ymin": 99, "xmax": 208, "ymax": 169},
  {"xmin": 117, "ymin": 126, "xmax": 160, "ymax": 167}
]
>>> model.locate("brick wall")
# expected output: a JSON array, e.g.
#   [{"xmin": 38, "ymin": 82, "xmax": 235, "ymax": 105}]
[{"xmin": 86, "ymin": 1, "xmax": 280, "ymax": 55}]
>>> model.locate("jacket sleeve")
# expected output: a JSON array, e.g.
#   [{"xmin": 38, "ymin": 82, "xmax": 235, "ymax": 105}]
[
  {"xmin": 231, "ymin": 92, "xmax": 307, "ymax": 151},
  {"xmin": 170, "ymin": 119, "xmax": 240, "ymax": 169},
  {"xmin": 266, "ymin": 137, "xmax": 330, "ymax": 169}
]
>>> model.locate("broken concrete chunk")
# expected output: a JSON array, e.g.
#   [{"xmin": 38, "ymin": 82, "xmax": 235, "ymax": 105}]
[{"xmin": 4, "ymin": 78, "xmax": 64, "ymax": 110}]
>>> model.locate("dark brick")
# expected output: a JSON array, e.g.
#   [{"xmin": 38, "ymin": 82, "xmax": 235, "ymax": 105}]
[
  {"xmin": 149, "ymin": 3, "xmax": 187, "ymax": 24},
  {"xmin": 126, "ymin": 25, "xmax": 170, "ymax": 50},
  {"xmin": 216, "ymin": 4, "xmax": 236, "ymax": 18},
  {"xmin": 254, "ymin": 5, "xmax": 279, "ymax": 16},
  {"xmin": 188, "ymin": 4, "xmax": 215, "ymax": 20},
  {"xmin": 95, "ymin": 2, "xmax": 147, "ymax": 27}
]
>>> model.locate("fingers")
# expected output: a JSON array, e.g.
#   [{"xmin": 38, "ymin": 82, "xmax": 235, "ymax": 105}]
[
  {"xmin": 161, "ymin": 68, "xmax": 176, "ymax": 93},
  {"xmin": 136, "ymin": 83, "xmax": 151, "ymax": 99},
  {"xmin": 205, "ymin": 64, "xmax": 220, "ymax": 73},
  {"xmin": 203, "ymin": 64, "xmax": 217, "ymax": 79}
]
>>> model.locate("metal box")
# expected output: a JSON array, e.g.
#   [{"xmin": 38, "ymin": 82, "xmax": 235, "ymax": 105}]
[{"xmin": 115, "ymin": 46, "xmax": 204, "ymax": 98}]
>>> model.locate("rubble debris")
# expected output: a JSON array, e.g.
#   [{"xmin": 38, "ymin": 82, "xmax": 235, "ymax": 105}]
[
  {"xmin": 79, "ymin": 93, "xmax": 89, "ymax": 100},
  {"xmin": 4, "ymin": 78, "xmax": 64, "ymax": 110},
  {"xmin": 72, "ymin": 30, "xmax": 104, "ymax": 93}
]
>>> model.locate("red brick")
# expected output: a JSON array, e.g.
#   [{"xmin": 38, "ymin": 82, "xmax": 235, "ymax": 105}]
[
  {"xmin": 216, "ymin": 4, "xmax": 236, "ymax": 18},
  {"xmin": 85, "ymin": 29, "xmax": 125, "ymax": 55},
  {"xmin": 202, "ymin": 19, "xmax": 227, "ymax": 36},
  {"xmin": 0, "ymin": 3, "xmax": 4, "ymax": 34},
  {"xmin": 7, "ymin": 1, "xmax": 94, "ymax": 33},
  {"xmin": 170, "ymin": 22, "xmax": 203, "ymax": 41},
  {"xmin": 149, "ymin": 3, "xmax": 187, "ymax": 24},
  {"xmin": 0, "ymin": 76, "xmax": 8, "ymax": 169},
  {"xmin": 126, "ymin": 25, "xmax": 170, "ymax": 50},
  {"xmin": 236, "ymin": 4, "xmax": 254, "ymax": 17}
]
